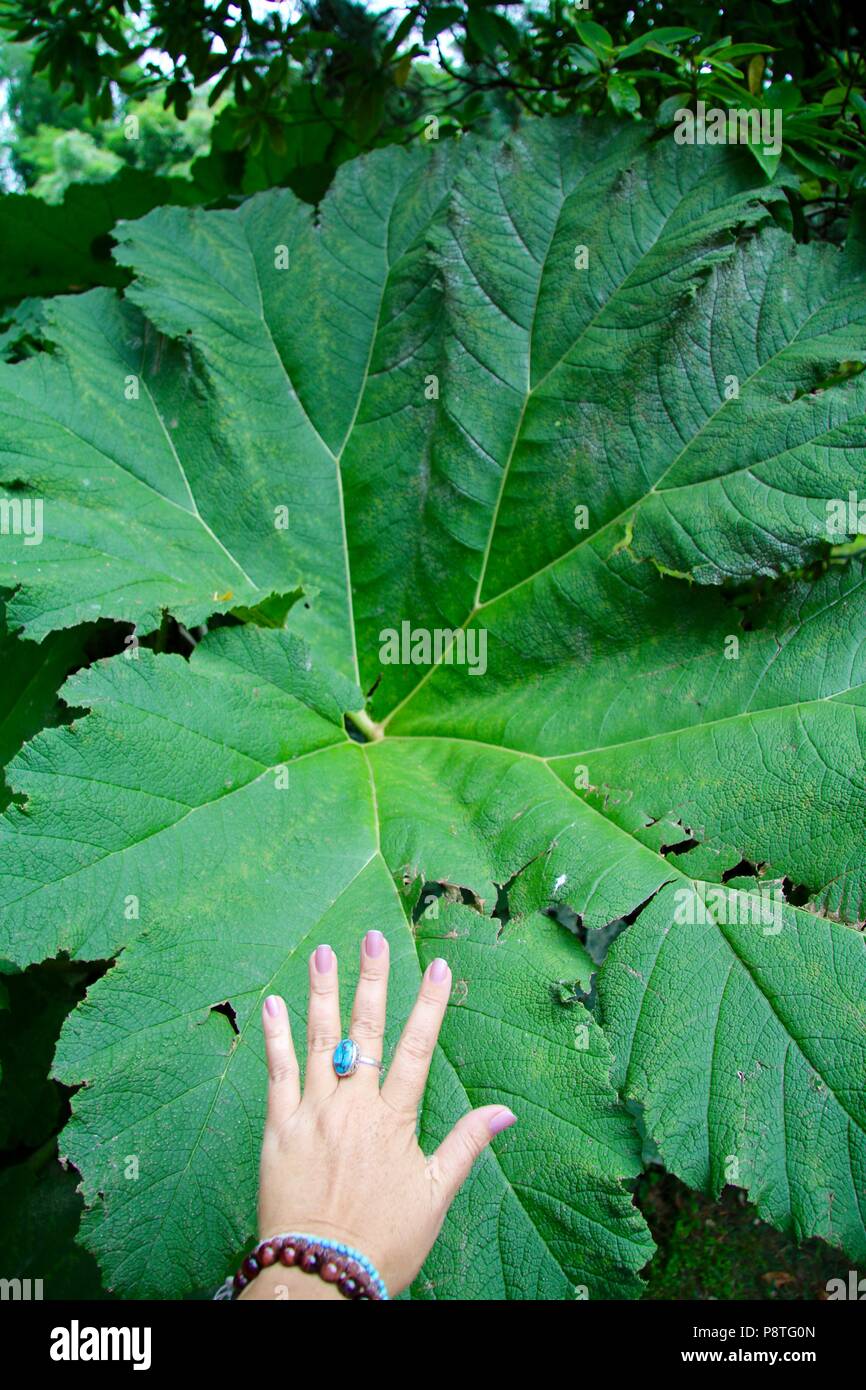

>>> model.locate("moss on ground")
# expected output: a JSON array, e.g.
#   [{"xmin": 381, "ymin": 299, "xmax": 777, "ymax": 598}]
[{"xmin": 638, "ymin": 1171, "xmax": 851, "ymax": 1301}]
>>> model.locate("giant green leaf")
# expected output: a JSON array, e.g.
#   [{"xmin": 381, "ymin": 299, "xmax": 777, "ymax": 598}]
[
  {"xmin": 28, "ymin": 627, "xmax": 654, "ymax": 1299},
  {"xmin": 598, "ymin": 881, "xmax": 866, "ymax": 1260},
  {"xmin": 0, "ymin": 142, "xmax": 459, "ymax": 667},
  {"xmin": 406, "ymin": 555, "xmax": 866, "ymax": 921},
  {"xmin": 3, "ymin": 122, "xmax": 863, "ymax": 675},
  {"xmin": 390, "ymin": 558, "xmax": 866, "ymax": 1260},
  {"xmin": 2, "ymin": 116, "xmax": 866, "ymax": 1299}
]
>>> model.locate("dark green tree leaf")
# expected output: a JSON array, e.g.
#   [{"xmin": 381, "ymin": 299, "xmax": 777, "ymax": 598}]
[{"xmin": 0, "ymin": 168, "xmax": 201, "ymax": 309}]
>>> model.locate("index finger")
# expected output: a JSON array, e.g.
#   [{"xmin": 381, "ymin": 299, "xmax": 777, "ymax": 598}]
[
  {"xmin": 381, "ymin": 956, "xmax": 451, "ymax": 1115},
  {"xmin": 262, "ymin": 993, "xmax": 301, "ymax": 1130}
]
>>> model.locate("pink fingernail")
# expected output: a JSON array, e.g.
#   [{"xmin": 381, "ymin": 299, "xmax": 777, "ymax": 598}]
[
  {"xmin": 315, "ymin": 944, "xmax": 333, "ymax": 973},
  {"xmin": 429, "ymin": 957, "xmax": 449, "ymax": 984},
  {"xmin": 489, "ymin": 1108, "xmax": 517, "ymax": 1136},
  {"xmin": 264, "ymin": 994, "xmax": 281, "ymax": 1018},
  {"xmin": 365, "ymin": 930, "xmax": 385, "ymax": 958}
]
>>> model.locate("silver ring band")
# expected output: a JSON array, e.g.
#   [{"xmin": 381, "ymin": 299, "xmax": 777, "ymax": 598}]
[{"xmin": 356, "ymin": 1054, "xmax": 385, "ymax": 1075}]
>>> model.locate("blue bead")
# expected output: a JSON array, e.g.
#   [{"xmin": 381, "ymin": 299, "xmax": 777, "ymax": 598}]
[{"xmin": 333, "ymin": 1038, "xmax": 358, "ymax": 1076}]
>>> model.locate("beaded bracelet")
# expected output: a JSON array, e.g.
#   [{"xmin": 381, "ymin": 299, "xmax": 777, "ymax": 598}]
[{"xmin": 215, "ymin": 1232, "xmax": 389, "ymax": 1301}]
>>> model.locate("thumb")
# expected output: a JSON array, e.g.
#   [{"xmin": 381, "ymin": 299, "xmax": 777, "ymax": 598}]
[{"xmin": 431, "ymin": 1106, "xmax": 517, "ymax": 1201}]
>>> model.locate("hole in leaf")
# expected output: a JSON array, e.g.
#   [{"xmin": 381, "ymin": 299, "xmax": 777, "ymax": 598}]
[
  {"xmin": 490, "ymin": 845, "xmax": 560, "ymax": 931},
  {"xmin": 621, "ymin": 886, "xmax": 669, "ymax": 926},
  {"xmin": 492, "ymin": 881, "xmax": 510, "ymax": 923},
  {"xmin": 210, "ymin": 1000, "xmax": 239, "ymax": 1034},
  {"xmin": 412, "ymin": 880, "xmax": 484, "ymax": 923},
  {"xmin": 549, "ymin": 880, "xmax": 673, "ymax": 970},
  {"xmin": 781, "ymin": 875, "xmax": 811, "ymax": 907},
  {"xmin": 551, "ymin": 978, "xmax": 590, "ymax": 1007},
  {"xmin": 660, "ymin": 837, "xmax": 700, "ymax": 857},
  {"xmin": 89, "ymin": 233, "xmax": 115, "ymax": 264},
  {"xmin": 721, "ymin": 857, "xmax": 766, "ymax": 883}
]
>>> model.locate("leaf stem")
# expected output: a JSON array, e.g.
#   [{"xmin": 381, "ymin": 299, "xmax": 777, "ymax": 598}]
[{"xmin": 349, "ymin": 708, "xmax": 385, "ymax": 742}]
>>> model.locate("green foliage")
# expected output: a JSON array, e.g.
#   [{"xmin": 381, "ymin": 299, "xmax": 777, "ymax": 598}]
[
  {"xmin": 0, "ymin": 1150, "xmax": 108, "ymax": 1298},
  {"xmin": 0, "ymin": 959, "xmax": 91, "ymax": 1149},
  {"xmin": 23, "ymin": 127, "xmax": 125, "ymax": 202},
  {"xmin": 0, "ymin": 117, "xmax": 865, "ymax": 1299},
  {"xmin": 17, "ymin": 97, "xmax": 214, "ymax": 203},
  {"xmin": 0, "ymin": 166, "xmax": 201, "ymax": 308},
  {"xmin": 0, "ymin": 0, "xmax": 860, "ymax": 338},
  {"xmin": 0, "ymin": 954, "xmax": 110, "ymax": 1299},
  {"xmin": 0, "ymin": 603, "xmax": 92, "ymax": 804},
  {"xmin": 2, "ymin": 1, "xmax": 863, "ymax": 213},
  {"xmin": 0, "ymin": 40, "xmax": 215, "ymax": 192},
  {"xmin": 0, "ymin": 36, "xmax": 91, "ymax": 185}
]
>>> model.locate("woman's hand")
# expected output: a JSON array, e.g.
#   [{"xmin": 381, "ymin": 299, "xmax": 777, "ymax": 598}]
[{"xmin": 240, "ymin": 930, "xmax": 517, "ymax": 1300}]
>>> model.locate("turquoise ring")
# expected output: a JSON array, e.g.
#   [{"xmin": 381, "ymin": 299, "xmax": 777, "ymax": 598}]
[{"xmin": 333, "ymin": 1037, "xmax": 383, "ymax": 1078}]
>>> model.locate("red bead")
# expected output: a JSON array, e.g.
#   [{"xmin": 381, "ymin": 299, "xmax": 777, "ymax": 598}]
[
  {"xmin": 338, "ymin": 1275, "xmax": 361, "ymax": 1298},
  {"xmin": 280, "ymin": 1242, "xmax": 300, "ymax": 1266},
  {"xmin": 258, "ymin": 1243, "xmax": 277, "ymax": 1267},
  {"xmin": 342, "ymin": 1258, "xmax": 362, "ymax": 1280},
  {"xmin": 242, "ymin": 1255, "xmax": 260, "ymax": 1279},
  {"xmin": 300, "ymin": 1245, "xmax": 321, "ymax": 1273},
  {"xmin": 233, "ymin": 1273, "xmax": 248, "ymax": 1292},
  {"xmin": 320, "ymin": 1258, "xmax": 342, "ymax": 1283}
]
